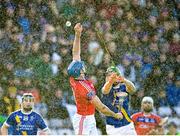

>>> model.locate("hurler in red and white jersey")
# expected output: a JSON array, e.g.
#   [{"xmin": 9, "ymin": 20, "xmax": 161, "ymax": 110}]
[
  {"xmin": 67, "ymin": 23, "xmax": 123, "ymax": 135},
  {"xmin": 132, "ymin": 96, "xmax": 168, "ymax": 135}
]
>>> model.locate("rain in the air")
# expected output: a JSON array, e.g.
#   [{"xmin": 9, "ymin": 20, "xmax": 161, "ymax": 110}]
[{"xmin": 0, "ymin": 0, "xmax": 179, "ymax": 135}]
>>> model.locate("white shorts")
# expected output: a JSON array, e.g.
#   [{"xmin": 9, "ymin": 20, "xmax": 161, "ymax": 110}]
[
  {"xmin": 73, "ymin": 113, "xmax": 98, "ymax": 135},
  {"xmin": 106, "ymin": 122, "xmax": 137, "ymax": 135}
]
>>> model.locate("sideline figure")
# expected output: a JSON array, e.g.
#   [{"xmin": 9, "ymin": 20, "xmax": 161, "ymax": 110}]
[
  {"xmin": 67, "ymin": 23, "xmax": 123, "ymax": 135},
  {"xmin": 132, "ymin": 96, "xmax": 167, "ymax": 135},
  {"xmin": 1, "ymin": 93, "xmax": 49, "ymax": 135},
  {"xmin": 102, "ymin": 66, "xmax": 137, "ymax": 135}
]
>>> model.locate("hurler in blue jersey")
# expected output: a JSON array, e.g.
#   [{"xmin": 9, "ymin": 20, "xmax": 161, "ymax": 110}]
[
  {"xmin": 102, "ymin": 66, "xmax": 137, "ymax": 135},
  {"xmin": 1, "ymin": 93, "xmax": 49, "ymax": 135}
]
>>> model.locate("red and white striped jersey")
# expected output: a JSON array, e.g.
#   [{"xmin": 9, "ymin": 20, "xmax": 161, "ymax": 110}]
[{"xmin": 69, "ymin": 77, "xmax": 96, "ymax": 115}]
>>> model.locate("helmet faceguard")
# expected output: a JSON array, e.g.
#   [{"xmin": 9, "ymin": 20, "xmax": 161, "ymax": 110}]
[
  {"xmin": 22, "ymin": 93, "xmax": 34, "ymax": 102},
  {"xmin": 106, "ymin": 66, "xmax": 122, "ymax": 76}
]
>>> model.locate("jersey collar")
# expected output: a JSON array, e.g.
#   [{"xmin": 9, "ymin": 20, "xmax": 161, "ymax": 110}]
[
  {"xmin": 75, "ymin": 75, "xmax": 88, "ymax": 81},
  {"xmin": 113, "ymin": 83, "xmax": 120, "ymax": 89},
  {"xmin": 21, "ymin": 109, "xmax": 33, "ymax": 115},
  {"xmin": 142, "ymin": 112, "xmax": 152, "ymax": 117}
]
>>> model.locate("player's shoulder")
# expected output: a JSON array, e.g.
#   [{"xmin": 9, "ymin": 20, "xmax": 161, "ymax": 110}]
[
  {"xmin": 132, "ymin": 112, "xmax": 142, "ymax": 118},
  {"xmin": 31, "ymin": 111, "xmax": 44, "ymax": 118},
  {"xmin": 7, "ymin": 110, "xmax": 21, "ymax": 118},
  {"xmin": 151, "ymin": 113, "xmax": 161, "ymax": 119},
  {"xmin": 10, "ymin": 109, "xmax": 21, "ymax": 115},
  {"xmin": 31, "ymin": 111, "xmax": 40, "ymax": 115}
]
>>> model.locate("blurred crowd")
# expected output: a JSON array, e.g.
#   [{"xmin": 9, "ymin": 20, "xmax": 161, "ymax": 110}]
[{"xmin": 0, "ymin": 0, "xmax": 180, "ymax": 134}]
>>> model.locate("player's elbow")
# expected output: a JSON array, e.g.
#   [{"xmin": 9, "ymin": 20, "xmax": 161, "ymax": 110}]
[
  {"xmin": 94, "ymin": 103, "xmax": 106, "ymax": 114},
  {"xmin": 39, "ymin": 128, "xmax": 50, "ymax": 135},
  {"xmin": 128, "ymin": 88, "xmax": 136, "ymax": 95},
  {"xmin": 101, "ymin": 88, "xmax": 109, "ymax": 95},
  {"xmin": 130, "ymin": 86, "xmax": 136, "ymax": 94},
  {"xmin": 127, "ymin": 83, "xmax": 136, "ymax": 95},
  {"xmin": 91, "ymin": 96, "xmax": 105, "ymax": 112},
  {"xmin": 92, "ymin": 100, "xmax": 109, "ymax": 115}
]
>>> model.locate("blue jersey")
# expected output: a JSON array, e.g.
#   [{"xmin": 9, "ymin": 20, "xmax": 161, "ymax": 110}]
[
  {"xmin": 102, "ymin": 83, "xmax": 132, "ymax": 128},
  {"xmin": 5, "ymin": 110, "xmax": 48, "ymax": 135}
]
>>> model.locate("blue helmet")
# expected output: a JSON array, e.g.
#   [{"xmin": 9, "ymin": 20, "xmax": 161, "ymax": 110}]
[{"xmin": 67, "ymin": 61, "xmax": 85, "ymax": 78}]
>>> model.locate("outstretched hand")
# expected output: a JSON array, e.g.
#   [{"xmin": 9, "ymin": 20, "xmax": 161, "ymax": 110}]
[
  {"xmin": 74, "ymin": 23, "xmax": 83, "ymax": 35},
  {"xmin": 159, "ymin": 117, "xmax": 168, "ymax": 126}
]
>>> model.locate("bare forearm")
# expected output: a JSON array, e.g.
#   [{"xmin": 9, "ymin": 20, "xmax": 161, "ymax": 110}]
[
  {"xmin": 92, "ymin": 96, "xmax": 116, "ymax": 117},
  {"xmin": 102, "ymin": 81, "xmax": 113, "ymax": 94},
  {"xmin": 123, "ymin": 79, "xmax": 136, "ymax": 94},
  {"xmin": 97, "ymin": 104, "xmax": 116, "ymax": 117},
  {"xmin": 72, "ymin": 32, "xmax": 81, "ymax": 61}
]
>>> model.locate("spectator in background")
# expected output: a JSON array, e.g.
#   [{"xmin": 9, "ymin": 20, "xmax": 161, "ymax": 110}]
[
  {"xmin": 17, "ymin": 6, "xmax": 32, "ymax": 51},
  {"xmin": 169, "ymin": 33, "xmax": 180, "ymax": 56},
  {"xmin": 173, "ymin": 55, "xmax": 180, "ymax": 87},
  {"xmin": 47, "ymin": 89, "xmax": 70, "ymax": 129},
  {"xmin": 158, "ymin": 53, "xmax": 170, "ymax": 75},
  {"xmin": 0, "ymin": 87, "xmax": 7, "ymax": 131},
  {"xmin": 132, "ymin": 53, "xmax": 143, "ymax": 89},
  {"xmin": 140, "ymin": 54, "xmax": 153, "ymax": 80},
  {"xmin": 148, "ymin": 42, "xmax": 160, "ymax": 65},
  {"xmin": 27, "ymin": 52, "xmax": 53, "ymax": 91},
  {"xmin": 30, "ymin": 88, "xmax": 48, "ymax": 118},
  {"xmin": 132, "ymin": 96, "xmax": 167, "ymax": 135},
  {"xmin": 158, "ymin": 86, "xmax": 168, "ymax": 107},
  {"xmin": 51, "ymin": 52, "xmax": 62, "ymax": 76},
  {"xmin": 1, "ymin": 93, "xmax": 49, "ymax": 135},
  {"xmin": 143, "ymin": 65, "xmax": 165, "ymax": 107},
  {"xmin": 3, "ymin": 86, "xmax": 20, "ymax": 115},
  {"xmin": 88, "ymin": 41, "xmax": 104, "ymax": 66},
  {"xmin": 166, "ymin": 75, "xmax": 180, "ymax": 116},
  {"xmin": 17, "ymin": 7, "xmax": 30, "ymax": 35},
  {"xmin": 117, "ymin": 53, "xmax": 136, "ymax": 82},
  {"xmin": 0, "ymin": 22, "xmax": 16, "ymax": 68}
]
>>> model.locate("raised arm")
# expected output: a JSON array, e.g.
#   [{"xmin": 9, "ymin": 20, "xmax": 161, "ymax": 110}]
[
  {"xmin": 102, "ymin": 73, "xmax": 136, "ymax": 95},
  {"xmin": 123, "ymin": 78, "xmax": 136, "ymax": 94},
  {"xmin": 73, "ymin": 23, "xmax": 83, "ymax": 61},
  {"xmin": 102, "ymin": 73, "xmax": 119, "ymax": 94}
]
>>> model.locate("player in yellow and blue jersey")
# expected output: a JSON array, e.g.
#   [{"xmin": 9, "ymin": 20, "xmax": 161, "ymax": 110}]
[
  {"xmin": 1, "ymin": 93, "xmax": 49, "ymax": 135},
  {"xmin": 102, "ymin": 66, "xmax": 137, "ymax": 135}
]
